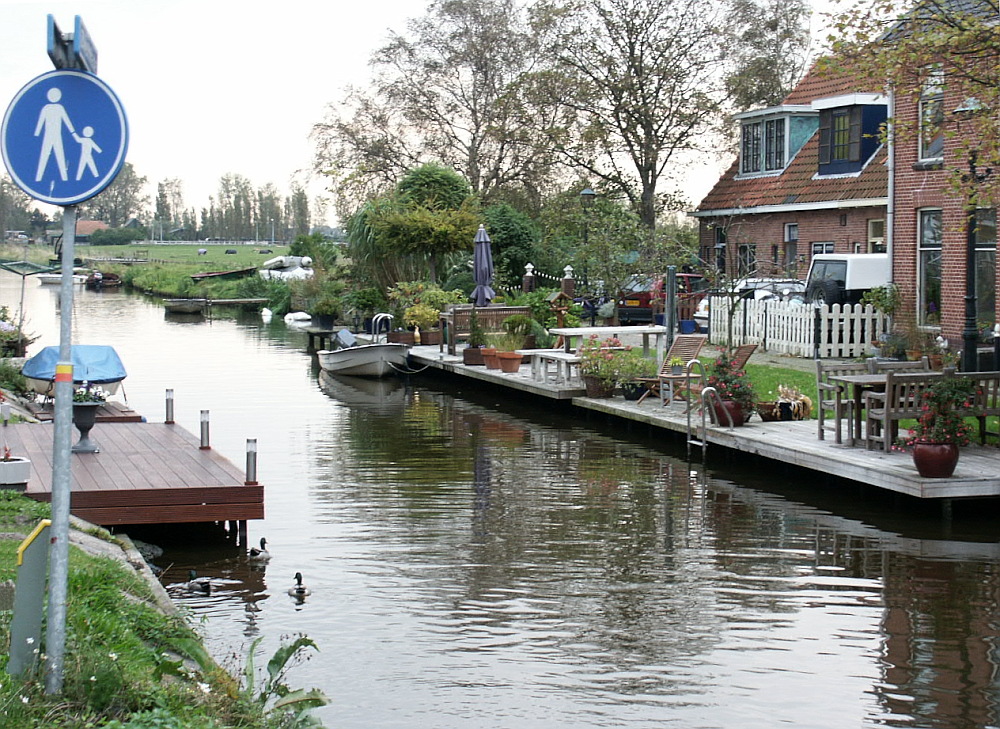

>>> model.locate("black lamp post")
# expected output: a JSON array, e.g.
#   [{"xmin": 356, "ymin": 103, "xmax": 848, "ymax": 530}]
[
  {"xmin": 580, "ymin": 187, "xmax": 596, "ymax": 292},
  {"xmin": 952, "ymin": 98, "xmax": 991, "ymax": 372}
]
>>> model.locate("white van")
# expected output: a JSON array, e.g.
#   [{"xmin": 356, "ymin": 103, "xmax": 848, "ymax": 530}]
[{"xmin": 805, "ymin": 253, "xmax": 890, "ymax": 305}]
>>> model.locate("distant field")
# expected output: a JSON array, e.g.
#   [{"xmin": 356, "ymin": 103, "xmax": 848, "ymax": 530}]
[{"xmin": 86, "ymin": 242, "xmax": 291, "ymax": 268}]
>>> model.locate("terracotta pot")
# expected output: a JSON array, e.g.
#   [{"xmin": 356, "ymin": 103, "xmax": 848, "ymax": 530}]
[
  {"xmin": 713, "ymin": 399, "xmax": 746, "ymax": 427},
  {"xmin": 756, "ymin": 402, "xmax": 780, "ymax": 422},
  {"xmin": 481, "ymin": 347, "xmax": 500, "ymax": 369},
  {"xmin": 912, "ymin": 442, "xmax": 959, "ymax": 478},
  {"xmin": 582, "ymin": 375, "xmax": 615, "ymax": 398},
  {"xmin": 497, "ymin": 351, "xmax": 523, "ymax": 373}
]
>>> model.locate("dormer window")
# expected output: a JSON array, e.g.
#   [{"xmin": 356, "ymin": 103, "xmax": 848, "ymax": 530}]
[
  {"xmin": 741, "ymin": 117, "xmax": 786, "ymax": 174},
  {"xmin": 736, "ymin": 104, "xmax": 813, "ymax": 178},
  {"xmin": 812, "ymin": 94, "xmax": 888, "ymax": 176}
]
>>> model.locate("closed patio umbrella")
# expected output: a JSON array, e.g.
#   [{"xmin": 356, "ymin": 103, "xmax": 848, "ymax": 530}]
[{"xmin": 470, "ymin": 224, "xmax": 495, "ymax": 307}]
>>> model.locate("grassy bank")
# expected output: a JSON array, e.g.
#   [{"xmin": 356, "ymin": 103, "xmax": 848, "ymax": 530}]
[{"xmin": 0, "ymin": 492, "xmax": 326, "ymax": 728}]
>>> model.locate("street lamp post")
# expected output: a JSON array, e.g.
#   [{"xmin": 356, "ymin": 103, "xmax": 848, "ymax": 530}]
[
  {"xmin": 270, "ymin": 218, "xmax": 275, "ymax": 244},
  {"xmin": 961, "ymin": 153, "xmax": 988, "ymax": 372}
]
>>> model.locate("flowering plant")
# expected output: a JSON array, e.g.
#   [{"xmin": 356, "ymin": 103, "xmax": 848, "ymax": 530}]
[
  {"xmin": 902, "ymin": 377, "xmax": 976, "ymax": 446},
  {"xmin": 579, "ymin": 335, "xmax": 625, "ymax": 386},
  {"xmin": 73, "ymin": 383, "xmax": 109, "ymax": 403},
  {"xmin": 706, "ymin": 352, "xmax": 755, "ymax": 410}
]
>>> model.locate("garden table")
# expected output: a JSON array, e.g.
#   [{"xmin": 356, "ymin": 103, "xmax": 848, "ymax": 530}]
[{"xmin": 548, "ymin": 325, "xmax": 667, "ymax": 360}]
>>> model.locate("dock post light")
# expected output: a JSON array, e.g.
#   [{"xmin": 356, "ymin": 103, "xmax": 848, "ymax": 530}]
[
  {"xmin": 165, "ymin": 389, "xmax": 174, "ymax": 424},
  {"xmin": 245, "ymin": 438, "xmax": 258, "ymax": 485},
  {"xmin": 199, "ymin": 410, "xmax": 210, "ymax": 450}
]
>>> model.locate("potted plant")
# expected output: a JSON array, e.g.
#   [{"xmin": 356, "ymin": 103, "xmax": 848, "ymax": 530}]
[
  {"xmin": 487, "ymin": 332, "xmax": 526, "ymax": 373},
  {"xmin": 71, "ymin": 382, "xmax": 109, "ymax": 453},
  {"xmin": 900, "ymin": 377, "xmax": 976, "ymax": 478},
  {"xmin": 463, "ymin": 307, "xmax": 488, "ymax": 365},
  {"xmin": 404, "ymin": 303, "xmax": 442, "ymax": 345},
  {"xmin": 310, "ymin": 296, "xmax": 340, "ymax": 330},
  {"xmin": 774, "ymin": 384, "xmax": 813, "ymax": 421},
  {"xmin": 668, "ymin": 356, "xmax": 686, "ymax": 375},
  {"xmin": 579, "ymin": 335, "xmax": 622, "ymax": 398},
  {"xmin": 705, "ymin": 353, "xmax": 756, "ymax": 426},
  {"xmin": 616, "ymin": 349, "xmax": 657, "ymax": 400}
]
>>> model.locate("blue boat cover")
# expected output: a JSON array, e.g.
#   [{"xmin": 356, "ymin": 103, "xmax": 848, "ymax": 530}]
[{"xmin": 22, "ymin": 345, "xmax": 127, "ymax": 384}]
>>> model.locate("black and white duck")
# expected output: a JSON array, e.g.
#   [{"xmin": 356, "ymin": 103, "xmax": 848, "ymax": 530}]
[
  {"xmin": 249, "ymin": 537, "xmax": 271, "ymax": 562},
  {"xmin": 287, "ymin": 572, "xmax": 310, "ymax": 598}
]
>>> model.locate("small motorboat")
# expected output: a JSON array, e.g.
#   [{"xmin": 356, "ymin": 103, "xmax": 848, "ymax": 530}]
[
  {"xmin": 85, "ymin": 272, "xmax": 123, "ymax": 290},
  {"xmin": 317, "ymin": 340, "xmax": 410, "ymax": 378},
  {"xmin": 22, "ymin": 344, "xmax": 127, "ymax": 397},
  {"xmin": 37, "ymin": 272, "xmax": 87, "ymax": 286}
]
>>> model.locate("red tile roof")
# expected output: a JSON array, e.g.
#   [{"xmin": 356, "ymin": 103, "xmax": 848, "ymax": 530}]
[
  {"xmin": 77, "ymin": 220, "xmax": 109, "ymax": 235},
  {"xmin": 695, "ymin": 61, "xmax": 888, "ymax": 213},
  {"xmin": 696, "ymin": 133, "xmax": 888, "ymax": 212}
]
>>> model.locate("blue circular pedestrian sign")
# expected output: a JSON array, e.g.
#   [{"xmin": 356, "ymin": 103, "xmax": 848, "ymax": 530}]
[{"xmin": 1, "ymin": 69, "xmax": 128, "ymax": 206}]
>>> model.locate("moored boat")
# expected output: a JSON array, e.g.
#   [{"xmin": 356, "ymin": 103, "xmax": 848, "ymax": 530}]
[
  {"xmin": 37, "ymin": 272, "xmax": 87, "ymax": 285},
  {"xmin": 22, "ymin": 344, "xmax": 127, "ymax": 397},
  {"xmin": 317, "ymin": 342, "xmax": 410, "ymax": 378},
  {"xmin": 163, "ymin": 298, "xmax": 208, "ymax": 314},
  {"xmin": 85, "ymin": 272, "xmax": 123, "ymax": 290}
]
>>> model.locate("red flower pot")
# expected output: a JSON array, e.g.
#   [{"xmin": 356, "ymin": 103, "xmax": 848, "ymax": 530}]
[
  {"xmin": 912, "ymin": 442, "xmax": 959, "ymax": 478},
  {"xmin": 713, "ymin": 399, "xmax": 745, "ymax": 427}
]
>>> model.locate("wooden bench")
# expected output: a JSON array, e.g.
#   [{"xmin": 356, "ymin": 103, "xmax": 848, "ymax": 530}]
[
  {"xmin": 438, "ymin": 305, "xmax": 533, "ymax": 355},
  {"xmin": 864, "ymin": 369, "xmax": 1000, "ymax": 450}
]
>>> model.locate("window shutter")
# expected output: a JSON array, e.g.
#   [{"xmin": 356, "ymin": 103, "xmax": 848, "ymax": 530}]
[
  {"xmin": 818, "ymin": 110, "xmax": 831, "ymax": 165},
  {"xmin": 849, "ymin": 107, "xmax": 862, "ymax": 161}
]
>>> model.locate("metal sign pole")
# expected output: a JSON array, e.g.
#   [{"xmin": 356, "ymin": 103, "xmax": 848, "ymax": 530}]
[{"xmin": 44, "ymin": 205, "xmax": 76, "ymax": 694}]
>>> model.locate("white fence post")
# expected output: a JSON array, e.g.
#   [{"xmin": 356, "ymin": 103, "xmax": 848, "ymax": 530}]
[{"xmin": 705, "ymin": 297, "xmax": 886, "ymax": 359}]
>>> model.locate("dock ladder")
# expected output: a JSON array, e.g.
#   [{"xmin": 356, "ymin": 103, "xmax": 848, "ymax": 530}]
[
  {"xmin": 685, "ymin": 357, "xmax": 735, "ymax": 460},
  {"xmin": 371, "ymin": 313, "xmax": 394, "ymax": 343}
]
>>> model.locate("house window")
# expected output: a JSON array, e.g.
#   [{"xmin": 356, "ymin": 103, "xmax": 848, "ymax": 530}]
[
  {"xmin": 741, "ymin": 122, "xmax": 761, "ymax": 174},
  {"xmin": 714, "ymin": 226, "xmax": 727, "ymax": 273},
  {"xmin": 918, "ymin": 209, "xmax": 942, "ymax": 325},
  {"xmin": 764, "ymin": 118, "xmax": 785, "ymax": 170},
  {"xmin": 738, "ymin": 244, "xmax": 757, "ymax": 277},
  {"xmin": 818, "ymin": 108, "xmax": 862, "ymax": 165},
  {"xmin": 919, "ymin": 67, "xmax": 944, "ymax": 161},
  {"xmin": 867, "ymin": 219, "xmax": 885, "ymax": 253},
  {"xmin": 784, "ymin": 223, "xmax": 798, "ymax": 243},
  {"xmin": 975, "ymin": 209, "xmax": 997, "ymax": 327},
  {"xmin": 784, "ymin": 242, "xmax": 798, "ymax": 272},
  {"xmin": 812, "ymin": 242, "xmax": 834, "ymax": 255}
]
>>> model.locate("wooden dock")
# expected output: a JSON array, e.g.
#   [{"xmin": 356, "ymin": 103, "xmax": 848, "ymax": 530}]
[
  {"xmin": 7, "ymin": 420, "xmax": 263, "ymax": 526},
  {"xmin": 407, "ymin": 346, "xmax": 1000, "ymax": 501}
]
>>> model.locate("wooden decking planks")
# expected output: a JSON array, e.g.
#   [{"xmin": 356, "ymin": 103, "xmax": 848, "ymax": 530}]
[{"xmin": 6, "ymin": 421, "xmax": 263, "ymax": 525}]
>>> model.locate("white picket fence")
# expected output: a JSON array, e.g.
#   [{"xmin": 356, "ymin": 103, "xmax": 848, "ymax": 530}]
[{"xmin": 705, "ymin": 297, "xmax": 889, "ymax": 359}]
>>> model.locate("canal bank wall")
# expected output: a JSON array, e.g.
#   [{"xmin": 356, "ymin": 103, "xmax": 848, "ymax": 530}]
[{"xmin": 406, "ymin": 345, "xmax": 1000, "ymax": 502}]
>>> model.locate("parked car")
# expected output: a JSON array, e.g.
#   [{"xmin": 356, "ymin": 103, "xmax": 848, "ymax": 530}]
[
  {"xmin": 617, "ymin": 273, "xmax": 708, "ymax": 324},
  {"xmin": 693, "ymin": 277, "xmax": 807, "ymax": 332},
  {"xmin": 805, "ymin": 253, "xmax": 890, "ymax": 305}
]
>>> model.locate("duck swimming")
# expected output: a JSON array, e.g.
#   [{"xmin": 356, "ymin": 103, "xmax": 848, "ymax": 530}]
[
  {"xmin": 185, "ymin": 570, "xmax": 212, "ymax": 594},
  {"xmin": 249, "ymin": 537, "xmax": 270, "ymax": 561},
  {"xmin": 287, "ymin": 572, "xmax": 310, "ymax": 598}
]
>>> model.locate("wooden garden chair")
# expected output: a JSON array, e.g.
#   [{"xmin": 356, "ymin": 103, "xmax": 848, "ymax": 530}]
[
  {"xmin": 815, "ymin": 359, "xmax": 874, "ymax": 443},
  {"xmin": 635, "ymin": 334, "xmax": 707, "ymax": 404}
]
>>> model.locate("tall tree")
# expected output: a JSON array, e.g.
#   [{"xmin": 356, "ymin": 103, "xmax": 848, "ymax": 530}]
[
  {"xmin": 288, "ymin": 185, "xmax": 311, "ymax": 238},
  {"xmin": 313, "ymin": 0, "xmax": 566, "ymax": 217},
  {"xmin": 79, "ymin": 162, "xmax": 150, "ymax": 226},
  {"xmin": 544, "ymin": 0, "xmax": 731, "ymax": 230},
  {"xmin": 724, "ymin": 0, "xmax": 810, "ymax": 111}
]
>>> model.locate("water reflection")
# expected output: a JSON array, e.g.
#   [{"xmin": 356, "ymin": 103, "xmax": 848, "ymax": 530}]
[{"xmin": 4, "ymin": 276, "xmax": 1000, "ymax": 728}]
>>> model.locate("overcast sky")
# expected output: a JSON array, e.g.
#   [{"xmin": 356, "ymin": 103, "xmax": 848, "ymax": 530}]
[{"xmin": 1, "ymin": 0, "xmax": 837, "ymax": 227}]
